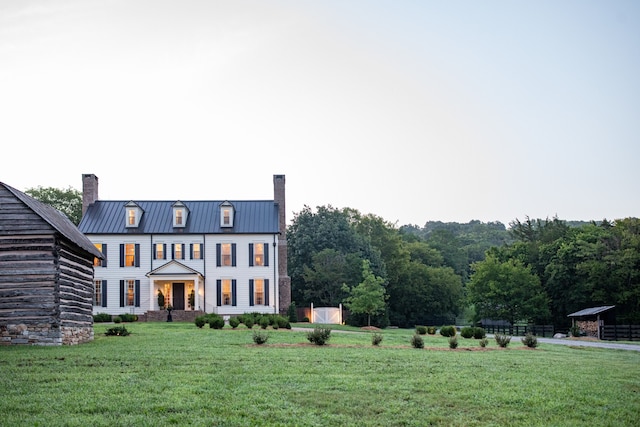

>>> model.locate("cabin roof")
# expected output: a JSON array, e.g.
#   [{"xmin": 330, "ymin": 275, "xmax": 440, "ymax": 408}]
[
  {"xmin": 567, "ymin": 305, "xmax": 616, "ymax": 317},
  {"xmin": 78, "ymin": 200, "xmax": 280, "ymax": 234},
  {"xmin": 1, "ymin": 182, "xmax": 104, "ymax": 259}
]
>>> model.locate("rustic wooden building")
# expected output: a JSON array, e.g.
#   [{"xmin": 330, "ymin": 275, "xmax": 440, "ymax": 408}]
[{"xmin": 0, "ymin": 182, "xmax": 104, "ymax": 345}]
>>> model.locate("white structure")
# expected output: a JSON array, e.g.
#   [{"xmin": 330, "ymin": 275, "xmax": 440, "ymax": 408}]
[{"xmin": 78, "ymin": 174, "xmax": 291, "ymax": 318}]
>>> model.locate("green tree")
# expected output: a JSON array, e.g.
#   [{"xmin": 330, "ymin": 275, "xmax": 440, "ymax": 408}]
[
  {"xmin": 342, "ymin": 260, "xmax": 387, "ymax": 327},
  {"xmin": 467, "ymin": 255, "xmax": 550, "ymax": 324},
  {"xmin": 25, "ymin": 186, "xmax": 83, "ymax": 225}
]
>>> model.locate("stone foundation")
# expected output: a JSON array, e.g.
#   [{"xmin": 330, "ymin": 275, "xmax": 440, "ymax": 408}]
[{"xmin": 0, "ymin": 323, "xmax": 93, "ymax": 346}]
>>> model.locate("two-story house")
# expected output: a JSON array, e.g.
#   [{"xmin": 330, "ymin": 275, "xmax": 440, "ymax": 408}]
[{"xmin": 78, "ymin": 174, "xmax": 291, "ymax": 320}]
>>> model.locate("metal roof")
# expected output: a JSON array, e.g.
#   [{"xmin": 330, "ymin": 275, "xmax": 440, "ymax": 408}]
[
  {"xmin": 1, "ymin": 182, "xmax": 104, "ymax": 259},
  {"xmin": 567, "ymin": 305, "xmax": 616, "ymax": 317},
  {"xmin": 78, "ymin": 200, "xmax": 280, "ymax": 235}
]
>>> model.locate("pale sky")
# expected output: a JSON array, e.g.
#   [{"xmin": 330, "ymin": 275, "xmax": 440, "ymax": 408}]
[{"xmin": 2, "ymin": 1, "xmax": 639, "ymax": 227}]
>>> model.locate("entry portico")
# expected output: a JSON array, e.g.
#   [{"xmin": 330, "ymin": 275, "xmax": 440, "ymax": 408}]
[{"xmin": 147, "ymin": 261, "xmax": 205, "ymax": 311}]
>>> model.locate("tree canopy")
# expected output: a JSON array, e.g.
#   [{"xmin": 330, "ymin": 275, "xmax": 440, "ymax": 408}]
[{"xmin": 25, "ymin": 186, "xmax": 83, "ymax": 225}]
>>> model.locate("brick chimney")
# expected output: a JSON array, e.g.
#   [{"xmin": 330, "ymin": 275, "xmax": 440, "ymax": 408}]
[
  {"xmin": 273, "ymin": 174, "xmax": 291, "ymax": 314},
  {"xmin": 82, "ymin": 174, "xmax": 99, "ymax": 216}
]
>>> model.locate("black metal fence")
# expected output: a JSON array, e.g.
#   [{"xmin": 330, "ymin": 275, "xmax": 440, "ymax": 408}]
[
  {"xmin": 600, "ymin": 325, "xmax": 640, "ymax": 341},
  {"xmin": 482, "ymin": 324, "xmax": 555, "ymax": 337}
]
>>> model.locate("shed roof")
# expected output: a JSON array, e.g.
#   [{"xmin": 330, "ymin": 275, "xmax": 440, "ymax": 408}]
[
  {"xmin": 567, "ymin": 305, "xmax": 616, "ymax": 317},
  {"xmin": 1, "ymin": 182, "xmax": 104, "ymax": 259}
]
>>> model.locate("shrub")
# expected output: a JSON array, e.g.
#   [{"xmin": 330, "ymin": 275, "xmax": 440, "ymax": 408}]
[
  {"xmin": 449, "ymin": 336, "xmax": 459, "ymax": 349},
  {"xmin": 302, "ymin": 317, "xmax": 310, "ymax": 322},
  {"xmin": 427, "ymin": 326, "xmax": 437, "ymax": 335},
  {"xmin": 479, "ymin": 338, "xmax": 489, "ymax": 348},
  {"xmin": 244, "ymin": 318, "xmax": 254, "ymax": 329},
  {"xmin": 228, "ymin": 317, "xmax": 240, "ymax": 329},
  {"xmin": 93, "ymin": 313, "xmax": 112, "ymax": 323},
  {"xmin": 410, "ymin": 334, "xmax": 424, "ymax": 349},
  {"xmin": 252, "ymin": 330, "xmax": 269, "ymax": 345},
  {"xmin": 307, "ymin": 327, "xmax": 332, "ymax": 345},
  {"xmin": 287, "ymin": 302, "xmax": 298, "ymax": 322},
  {"xmin": 113, "ymin": 316, "xmax": 122, "ymax": 324},
  {"xmin": 570, "ymin": 325, "xmax": 581, "ymax": 337},
  {"xmin": 439, "ymin": 325, "xmax": 456, "ymax": 337},
  {"xmin": 371, "ymin": 333, "xmax": 383, "ymax": 346},
  {"xmin": 259, "ymin": 316, "xmax": 270, "ymax": 329},
  {"xmin": 275, "ymin": 315, "xmax": 290, "ymax": 329},
  {"xmin": 105, "ymin": 326, "xmax": 129, "ymax": 336},
  {"xmin": 416, "ymin": 326, "xmax": 427, "ymax": 335},
  {"xmin": 460, "ymin": 326, "xmax": 474, "ymax": 339},
  {"xmin": 495, "ymin": 334, "xmax": 511, "ymax": 348},
  {"xmin": 194, "ymin": 316, "xmax": 206, "ymax": 328},
  {"xmin": 521, "ymin": 333, "xmax": 538, "ymax": 348},
  {"xmin": 119, "ymin": 313, "xmax": 137, "ymax": 322},
  {"xmin": 207, "ymin": 314, "xmax": 225, "ymax": 329},
  {"xmin": 473, "ymin": 327, "xmax": 486, "ymax": 339}
]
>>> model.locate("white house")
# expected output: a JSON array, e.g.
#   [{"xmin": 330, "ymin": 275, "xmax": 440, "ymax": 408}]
[{"xmin": 78, "ymin": 174, "xmax": 291, "ymax": 320}]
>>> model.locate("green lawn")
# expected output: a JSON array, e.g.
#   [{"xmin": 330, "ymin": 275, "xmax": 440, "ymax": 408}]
[{"xmin": 1, "ymin": 322, "xmax": 639, "ymax": 426}]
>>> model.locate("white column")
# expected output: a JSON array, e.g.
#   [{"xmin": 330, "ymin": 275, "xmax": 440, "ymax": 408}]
[{"xmin": 149, "ymin": 278, "xmax": 155, "ymax": 311}]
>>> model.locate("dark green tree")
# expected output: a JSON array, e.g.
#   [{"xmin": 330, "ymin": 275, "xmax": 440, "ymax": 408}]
[{"xmin": 25, "ymin": 186, "xmax": 83, "ymax": 225}]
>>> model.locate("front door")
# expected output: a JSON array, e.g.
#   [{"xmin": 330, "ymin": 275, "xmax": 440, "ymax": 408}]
[{"xmin": 173, "ymin": 283, "xmax": 185, "ymax": 310}]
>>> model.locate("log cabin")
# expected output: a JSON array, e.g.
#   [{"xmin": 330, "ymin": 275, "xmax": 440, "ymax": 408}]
[{"xmin": 0, "ymin": 182, "xmax": 104, "ymax": 345}]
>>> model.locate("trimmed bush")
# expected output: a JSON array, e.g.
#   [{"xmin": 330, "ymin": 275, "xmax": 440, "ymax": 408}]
[
  {"xmin": 244, "ymin": 318, "xmax": 254, "ymax": 329},
  {"xmin": 228, "ymin": 317, "xmax": 240, "ymax": 329},
  {"xmin": 194, "ymin": 316, "xmax": 206, "ymax": 328},
  {"xmin": 307, "ymin": 327, "xmax": 332, "ymax": 345},
  {"xmin": 427, "ymin": 326, "xmax": 437, "ymax": 335},
  {"xmin": 416, "ymin": 326, "xmax": 427, "ymax": 335},
  {"xmin": 275, "ymin": 315, "xmax": 290, "ymax": 329},
  {"xmin": 439, "ymin": 325, "xmax": 457, "ymax": 337},
  {"xmin": 410, "ymin": 334, "xmax": 424, "ymax": 349},
  {"xmin": 93, "ymin": 313, "xmax": 112, "ymax": 323},
  {"xmin": 371, "ymin": 333, "xmax": 383, "ymax": 346},
  {"xmin": 252, "ymin": 330, "xmax": 269, "ymax": 345},
  {"xmin": 113, "ymin": 316, "xmax": 122, "ymax": 324},
  {"xmin": 118, "ymin": 313, "xmax": 137, "ymax": 322},
  {"xmin": 105, "ymin": 326, "xmax": 129, "ymax": 336},
  {"xmin": 207, "ymin": 314, "xmax": 225, "ymax": 329},
  {"xmin": 259, "ymin": 316, "xmax": 270, "ymax": 329},
  {"xmin": 449, "ymin": 336, "xmax": 459, "ymax": 349},
  {"xmin": 495, "ymin": 334, "xmax": 511, "ymax": 348},
  {"xmin": 287, "ymin": 302, "xmax": 298, "ymax": 322},
  {"xmin": 479, "ymin": 338, "xmax": 489, "ymax": 348},
  {"xmin": 521, "ymin": 333, "xmax": 539, "ymax": 348},
  {"xmin": 460, "ymin": 326, "xmax": 474, "ymax": 339},
  {"xmin": 473, "ymin": 327, "xmax": 486, "ymax": 339}
]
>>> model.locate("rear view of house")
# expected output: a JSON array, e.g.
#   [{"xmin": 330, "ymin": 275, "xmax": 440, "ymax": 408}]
[{"xmin": 0, "ymin": 182, "xmax": 103, "ymax": 345}]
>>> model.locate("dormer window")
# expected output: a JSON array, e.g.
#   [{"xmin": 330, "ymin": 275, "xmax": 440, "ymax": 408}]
[
  {"xmin": 125, "ymin": 201, "xmax": 143, "ymax": 228},
  {"xmin": 220, "ymin": 201, "xmax": 234, "ymax": 228},
  {"xmin": 172, "ymin": 201, "xmax": 189, "ymax": 228}
]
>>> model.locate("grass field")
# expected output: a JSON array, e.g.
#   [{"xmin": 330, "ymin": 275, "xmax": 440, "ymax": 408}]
[{"xmin": 1, "ymin": 322, "xmax": 639, "ymax": 426}]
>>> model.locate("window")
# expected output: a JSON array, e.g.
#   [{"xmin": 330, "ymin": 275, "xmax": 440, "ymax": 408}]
[
  {"xmin": 94, "ymin": 280, "xmax": 107, "ymax": 307},
  {"xmin": 120, "ymin": 244, "xmax": 140, "ymax": 267},
  {"xmin": 191, "ymin": 243, "xmax": 203, "ymax": 260},
  {"xmin": 119, "ymin": 279, "xmax": 140, "ymax": 307},
  {"xmin": 126, "ymin": 280, "xmax": 135, "ymax": 306},
  {"xmin": 173, "ymin": 243, "xmax": 184, "ymax": 260},
  {"xmin": 172, "ymin": 201, "xmax": 188, "ymax": 227},
  {"xmin": 249, "ymin": 279, "xmax": 269, "ymax": 306},
  {"xmin": 222, "ymin": 279, "xmax": 231, "ymax": 305},
  {"xmin": 155, "ymin": 243, "xmax": 166, "ymax": 260},
  {"xmin": 124, "ymin": 201, "xmax": 143, "ymax": 228},
  {"xmin": 216, "ymin": 279, "xmax": 236, "ymax": 306},
  {"xmin": 219, "ymin": 201, "xmax": 234, "ymax": 228},
  {"xmin": 93, "ymin": 243, "xmax": 107, "ymax": 267},
  {"xmin": 128, "ymin": 209, "xmax": 136, "ymax": 226},
  {"xmin": 249, "ymin": 243, "xmax": 269, "ymax": 267},
  {"xmin": 175, "ymin": 210, "xmax": 183, "ymax": 225},
  {"xmin": 217, "ymin": 243, "xmax": 236, "ymax": 267}
]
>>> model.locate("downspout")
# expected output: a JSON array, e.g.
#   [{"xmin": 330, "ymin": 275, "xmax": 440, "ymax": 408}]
[
  {"xmin": 273, "ymin": 234, "xmax": 277, "ymax": 314},
  {"xmin": 202, "ymin": 234, "xmax": 206, "ymax": 312}
]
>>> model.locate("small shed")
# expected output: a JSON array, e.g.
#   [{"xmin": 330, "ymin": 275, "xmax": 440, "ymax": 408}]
[
  {"xmin": 567, "ymin": 305, "xmax": 616, "ymax": 339},
  {"xmin": 0, "ymin": 182, "xmax": 104, "ymax": 345}
]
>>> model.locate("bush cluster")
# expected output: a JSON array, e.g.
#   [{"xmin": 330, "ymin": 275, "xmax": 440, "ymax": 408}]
[
  {"xmin": 521, "ymin": 333, "xmax": 538, "ymax": 348},
  {"xmin": 427, "ymin": 326, "xmax": 437, "ymax": 335},
  {"xmin": 410, "ymin": 334, "xmax": 424, "ymax": 349},
  {"xmin": 118, "ymin": 313, "xmax": 138, "ymax": 322},
  {"xmin": 307, "ymin": 327, "xmax": 332, "ymax": 345},
  {"xmin": 495, "ymin": 334, "xmax": 512, "ymax": 348},
  {"xmin": 439, "ymin": 325, "xmax": 457, "ymax": 337},
  {"xmin": 415, "ymin": 326, "xmax": 427, "ymax": 335},
  {"xmin": 93, "ymin": 313, "xmax": 112, "ymax": 323},
  {"xmin": 105, "ymin": 326, "xmax": 129, "ymax": 336},
  {"xmin": 460, "ymin": 326, "xmax": 486, "ymax": 339},
  {"xmin": 228, "ymin": 316, "xmax": 241, "ymax": 329}
]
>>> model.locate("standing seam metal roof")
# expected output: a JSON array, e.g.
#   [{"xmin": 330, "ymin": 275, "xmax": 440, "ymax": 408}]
[{"xmin": 567, "ymin": 305, "xmax": 616, "ymax": 317}]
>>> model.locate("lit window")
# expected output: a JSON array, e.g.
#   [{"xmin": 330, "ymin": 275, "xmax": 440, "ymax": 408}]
[
  {"xmin": 173, "ymin": 202, "xmax": 188, "ymax": 227},
  {"xmin": 125, "ymin": 244, "xmax": 135, "ymax": 267},
  {"xmin": 254, "ymin": 243, "xmax": 264, "ymax": 266},
  {"xmin": 128, "ymin": 209, "xmax": 136, "ymax": 226},
  {"xmin": 155, "ymin": 243, "xmax": 165, "ymax": 260},
  {"xmin": 93, "ymin": 243, "xmax": 104, "ymax": 267},
  {"xmin": 192, "ymin": 243, "xmax": 202, "ymax": 260},
  {"xmin": 126, "ymin": 280, "xmax": 135, "ymax": 306},
  {"xmin": 222, "ymin": 279, "xmax": 231, "ymax": 305},
  {"xmin": 220, "ymin": 201, "xmax": 234, "ymax": 228},
  {"xmin": 94, "ymin": 280, "xmax": 102, "ymax": 306},
  {"xmin": 174, "ymin": 243, "xmax": 183, "ymax": 260},
  {"xmin": 124, "ymin": 201, "xmax": 143, "ymax": 228},
  {"xmin": 175, "ymin": 210, "xmax": 183, "ymax": 225},
  {"xmin": 254, "ymin": 279, "xmax": 264, "ymax": 305},
  {"xmin": 222, "ymin": 243, "xmax": 231, "ymax": 266}
]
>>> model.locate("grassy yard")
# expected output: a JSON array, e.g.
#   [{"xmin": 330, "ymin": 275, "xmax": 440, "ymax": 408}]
[{"xmin": 1, "ymin": 322, "xmax": 639, "ymax": 426}]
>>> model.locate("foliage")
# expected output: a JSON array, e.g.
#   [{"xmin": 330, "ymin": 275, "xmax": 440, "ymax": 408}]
[
  {"xmin": 570, "ymin": 325, "xmax": 581, "ymax": 337},
  {"xmin": 427, "ymin": 326, "xmax": 437, "ymax": 334},
  {"xmin": 113, "ymin": 316, "xmax": 122, "ymax": 324},
  {"xmin": 448, "ymin": 336, "xmax": 459, "ymax": 349},
  {"xmin": 479, "ymin": 338, "xmax": 489, "ymax": 347},
  {"xmin": 93, "ymin": 313, "xmax": 112, "ymax": 323},
  {"xmin": 410, "ymin": 334, "xmax": 424, "ymax": 349},
  {"xmin": 415, "ymin": 326, "xmax": 427, "ymax": 335},
  {"xmin": 495, "ymin": 334, "xmax": 511, "ymax": 348},
  {"xmin": 342, "ymin": 260, "xmax": 387, "ymax": 326},
  {"xmin": 287, "ymin": 302, "xmax": 298, "ymax": 322},
  {"xmin": 521, "ymin": 333, "xmax": 538, "ymax": 348},
  {"xmin": 306, "ymin": 327, "xmax": 332, "ymax": 345},
  {"xmin": 371, "ymin": 333, "xmax": 383, "ymax": 346},
  {"xmin": 207, "ymin": 314, "xmax": 225, "ymax": 329},
  {"xmin": 252, "ymin": 330, "xmax": 269, "ymax": 345},
  {"xmin": 259, "ymin": 316, "xmax": 270, "ymax": 329},
  {"xmin": 460, "ymin": 326, "xmax": 475, "ymax": 338},
  {"xmin": 104, "ymin": 326, "xmax": 129, "ymax": 336},
  {"xmin": 473, "ymin": 327, "xmax": 486, "ymax": 339},
  {"xmin": 439, "ymin": 325, "xmax": 456, "ymax": 337},
  {"xmin": 25, "ymin": 186, "xmax": 83, "ymax": 225},
  {"xmin": 228, "ymin": 317, "xmax": 240, "ymax": 329},
  {"xmin": 188, "ymin": 290, "xmax": 195, "ymax": 309},
  {"xmin": 118, "ymin": 313, "xmax": 137, "ymax": 322},
  {"xmin": 194, "ymin": 316, "xmax": 206, "ymax": 328}
]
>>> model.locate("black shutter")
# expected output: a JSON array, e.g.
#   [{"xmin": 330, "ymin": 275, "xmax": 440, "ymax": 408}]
[
  {"xmin": 216, "ymin": 244, "xmax": 221, "ymax": 267},
  {"xmin": 171, "ymin": 244, "xmax": 175, "ymax": 260},
  {"xmin": 190, "ymin": 244, "xmax": 193, "ymax": 260},
  {"xmin": 102, "ymin": 244, "xmax": 108, "ymax": 267},
  {"xmin": 134, "ymin": 280, "xmax": 140, "ymax": 307},
  {"xmin": 249, "ymin": 279, "xmax": 254, "ymax": 306},
  {"xmin": 153, "ymin": 244, "xmax": 157, "ymax": 260},
  {"xmin": 216, "ymin": 280, "xmax": 221, "ymax": 306},
  {"xmin": 249, "ymin": 244, "xmax": 254, "ymax": 267},
  {"xmin": 264, "ymin": 243, "xmax": 269, "ymax": 267},
  {"xmin": 101, "ymin": 280, "xmax": 108, "ymax": 307},
  {"xmin": 181, "ymin": 244, "xmax": 185, "ymax": 260},
  {"xmin": 265, "ymin": 279, "xmax": 270, "ymax": 306},
  {"xmin": 231, "ymin": 244, "xmax": 236, "ymax": 267},
  {"xmin": 163, "ymin": 244, "xmax": 167, "ymax": 260},
  {"xmin": 119, "ymin": 280, "xmax": 125, "ymax": 307},
  {"xmin": 120, "ymin": 244, "xmax": 124, "ymax": 267},
  {"xmin": 201, "ymin": 244, "xmax": 204, "ymax": 259},
  {"xmin": 232, "ymin": 280, "xmax": 237, "ymax": 306},
  {"xmin": 135, "ymin": 244, "xmax": 140, "ymax": 267}
]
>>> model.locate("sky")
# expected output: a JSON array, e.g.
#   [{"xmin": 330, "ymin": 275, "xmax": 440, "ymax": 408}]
[{"xmin": 1, "ymin": 0, "xmax": 639, "ymax": 228}]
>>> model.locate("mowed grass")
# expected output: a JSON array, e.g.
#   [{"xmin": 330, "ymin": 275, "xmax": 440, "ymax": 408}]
[{"xmin": 1, "ymin": 323, "xmax": 639, "ymax": 426}]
